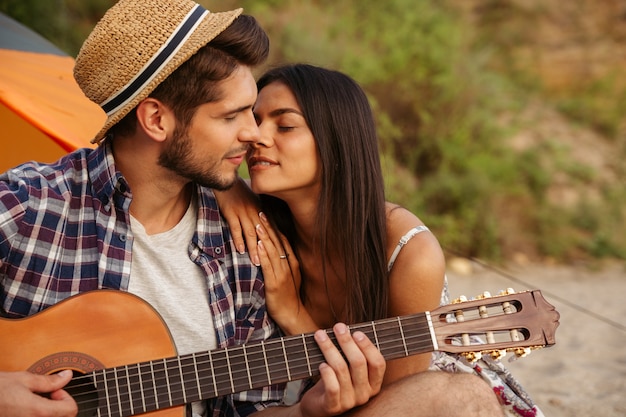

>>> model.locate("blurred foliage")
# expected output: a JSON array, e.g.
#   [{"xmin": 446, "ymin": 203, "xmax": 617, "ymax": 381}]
[
  {"xmin": 1, "ymin": 0, "xmax": 624, "ymax": 263},
  {"xmin": 0, "ymin": 0, "xmax": 113, "ymax": 55}
]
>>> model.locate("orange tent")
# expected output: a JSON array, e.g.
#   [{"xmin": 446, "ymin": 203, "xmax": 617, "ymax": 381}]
[{"xmin": 0, "ymin": 13, "xmax": 104, "ymax": 172}]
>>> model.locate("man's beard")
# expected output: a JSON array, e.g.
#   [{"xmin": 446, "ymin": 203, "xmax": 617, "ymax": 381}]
[{"xmin": 158, "ymin": 128, "xmax": 238, "ymax": 191}]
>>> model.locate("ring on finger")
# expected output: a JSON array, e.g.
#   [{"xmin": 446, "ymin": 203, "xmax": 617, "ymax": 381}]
[{"xmin": 279, "ymin": 254, "xmax": 288, "ymax": 259}]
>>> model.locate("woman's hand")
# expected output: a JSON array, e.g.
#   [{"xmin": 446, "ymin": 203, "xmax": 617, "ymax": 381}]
[
  {"xmin": 214, "ymin": 177, "xmax": 262, "ymax": 265},
  {"xmin": 255, "ymin": 212, "xmax": 317, "ymax": 335}
]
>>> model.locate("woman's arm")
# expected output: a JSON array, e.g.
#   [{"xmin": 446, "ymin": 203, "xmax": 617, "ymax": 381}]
[
  {"xmin": 383, "ymin": 204, "xmax": 446, "ymax": 385},
  {"xmin": 255, "ymin": 213, "xmax": 319, "ymax": 335}
]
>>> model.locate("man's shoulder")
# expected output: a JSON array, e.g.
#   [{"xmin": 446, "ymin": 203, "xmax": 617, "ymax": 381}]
[
  {"xmin": 0, "ymin": 147, "xmax": 98, "ymax": 207},
  {"xmin": 2, "ymin": 147, "xmax": 94, "ymax": 182}
]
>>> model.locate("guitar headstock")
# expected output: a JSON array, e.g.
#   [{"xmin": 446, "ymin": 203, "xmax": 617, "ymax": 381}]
[{"xmin": 431, "ymin": 289, "xmax": 559, "ymax": 362}]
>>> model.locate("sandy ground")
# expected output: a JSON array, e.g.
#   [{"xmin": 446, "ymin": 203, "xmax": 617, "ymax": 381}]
[{"xmin": 445, "ymin": 259, "xmax": 626, "ymax": 417}]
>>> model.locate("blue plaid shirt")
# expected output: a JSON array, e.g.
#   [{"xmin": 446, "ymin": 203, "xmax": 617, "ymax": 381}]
[{"xmin": 0, "ymin": 142, "xmax": 284, "ymax": 416}]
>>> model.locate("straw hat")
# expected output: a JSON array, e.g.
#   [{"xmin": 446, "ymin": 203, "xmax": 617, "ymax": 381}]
[{"xmin": 74, "ymin": 0, "xmax": 242, "ymax": 144}]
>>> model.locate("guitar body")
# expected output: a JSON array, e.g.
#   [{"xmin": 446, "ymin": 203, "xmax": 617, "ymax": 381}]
[{"xmin": 0, "ymin": 290, "xmax": 184, "ymax": 417}]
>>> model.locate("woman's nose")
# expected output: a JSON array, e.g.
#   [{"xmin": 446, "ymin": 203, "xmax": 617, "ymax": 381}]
[{"xmin": 250, "ymin": 121, "xmax": 273, "ymax": 148}]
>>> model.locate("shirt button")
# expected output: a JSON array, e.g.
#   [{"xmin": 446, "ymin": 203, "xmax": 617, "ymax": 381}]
[
  {"xmin": 119, "ymin": 234, "xmax": 127, "ymax": 242},
  {"xmin": 214, "ymin": 247, "xmax": 222, "ymax": 254}
]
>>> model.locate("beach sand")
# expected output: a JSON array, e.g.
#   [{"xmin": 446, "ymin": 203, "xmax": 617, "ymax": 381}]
[{"xmin": 445, "ymin": 260, "xmax": 626, "ymax": 417}]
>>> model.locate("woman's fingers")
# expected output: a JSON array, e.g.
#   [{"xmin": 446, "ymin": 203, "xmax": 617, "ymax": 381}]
[{"xmin": 214, "ymin": 180, "xmax": 262, "ymax": 265}]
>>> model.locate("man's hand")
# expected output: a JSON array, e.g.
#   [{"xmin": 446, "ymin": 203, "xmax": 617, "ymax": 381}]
[
  {"xmin": 298, "ymin": 323, "xmax": 386, "ymax": 417},
  {"xmin": 0, "ymin": 370, "xmax": 77, "ymax": 417}
]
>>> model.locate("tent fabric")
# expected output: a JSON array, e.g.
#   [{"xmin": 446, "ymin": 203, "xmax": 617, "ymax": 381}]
[
  {"xmin": 0, "ymin": 12, "xmax": 104, "ymax": 172},
  {"xmin": 0, "ymin": 12, "xmax": 66, "ymax": 55}
]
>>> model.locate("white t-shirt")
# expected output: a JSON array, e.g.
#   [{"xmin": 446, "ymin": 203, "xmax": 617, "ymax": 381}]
[{"xmin": 128, "ymin": 200, "xmax": 216, "ymax": 416}]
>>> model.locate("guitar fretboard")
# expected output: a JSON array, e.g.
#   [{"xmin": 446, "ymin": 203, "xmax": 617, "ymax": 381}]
[{"xmin": 74, "ymin": 312, "xmax": 435, "ymax": 416}]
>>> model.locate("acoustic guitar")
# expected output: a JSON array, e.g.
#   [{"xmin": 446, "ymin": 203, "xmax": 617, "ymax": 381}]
[{"xmin": 1, "ymin": 289, "xmax": 559, "ymax": 417}]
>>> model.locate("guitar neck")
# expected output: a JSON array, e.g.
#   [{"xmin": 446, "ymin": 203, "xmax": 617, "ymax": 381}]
[{"xmin": 82, "ymin": 313, "xmax": 434, "ymax": 416}]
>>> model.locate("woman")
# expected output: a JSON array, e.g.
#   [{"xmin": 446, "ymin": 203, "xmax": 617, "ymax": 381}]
[
  {"xmin": 221, "ymin": 64, "xmax": 546, "ymax": 417},
  {"xmin": 247, "ymin": 63, "xmax": 446, "ymax": 384}
]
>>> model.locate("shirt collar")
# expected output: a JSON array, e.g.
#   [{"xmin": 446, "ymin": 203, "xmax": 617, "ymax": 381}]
[{"xmin": 87, "ymin": 140, "xmax": 129, "ymax": 208}]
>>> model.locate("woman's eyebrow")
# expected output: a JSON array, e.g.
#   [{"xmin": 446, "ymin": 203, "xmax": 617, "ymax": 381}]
[{"xmin": 268, "ymin": 108, "xmax": 303, "ymax": 117}]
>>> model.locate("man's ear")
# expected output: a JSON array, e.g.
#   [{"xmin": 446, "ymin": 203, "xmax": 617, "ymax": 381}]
[{"xmin": 135, "ymin": 98, "xmax": 174, "ymax": 142}]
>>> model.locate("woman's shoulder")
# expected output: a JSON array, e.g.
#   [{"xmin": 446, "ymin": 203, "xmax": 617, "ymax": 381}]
[
  {"xmin": 384, "ymin": 201, "xmax": 445, "ymax": 276},
  {"xmin": 385, "ymin": 202, "xmax": 427, "ymax": 244}
]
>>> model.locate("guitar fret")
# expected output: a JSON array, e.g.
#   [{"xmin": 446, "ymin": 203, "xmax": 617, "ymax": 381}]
[
  {"xmin": 232, "ymin": 346, "xmax": 256, "ymax": 394},
  {"xmin": 371, "ymin": 320, "xmax": 407, "ymax": 359},
  {"xmin": 225, "ymin": 347, "xmax": 235, "ymax": 394},
  {"xmin": 192, "ymin": 352, "xmax": 202, "ymax": 400},
  {"xmin": 162, "ymin": 359, "xmax": 173, "ymax": 407},
  {"xmin": 261, "ymin": 342, "xmax": 271, "ymax": 385},
  {"xmin": 267, "ymin": 339, "xmax": 289, "ymax": 383},
  {"xmin": 91, "ymin": 369, "xmax": 105, "ymax": 417},
  {"xmin": 139, "ymin": 361, "xmax": 157, "ymax": 413},
  {"xmin": 301, "ymin": 333, "xmax": 312, "ymax": 376},
  {"xmin": 242, "ymin": 345, "xmax": 253, "ymax": 389},
  {"xmin": 114, "ymin": 365, "xmax": 131, "ymax": 417},
  {"xmin": 150, "ymin": 360, "xmax": 169, "ymax": 410},
  {"xmin": 397, "ymin": 317, "xmax": 409, "ymax": 356},
  {"xmin": 208, "ymin": 349, "xmax": 218, "ymax": 397},
  {"xmin": 371, "ymin": 321, "xmax": 380, "ymax": 350},
  {"xmin": 210, "ymin": 349, "xmax": 232, "ymax": 394},
  {"xmin": 134, "ymin": 363, "xmax": 146, "ymax": 414},
  {"xmin": 280, "ymin": 339, "xmax": 291, "ymax": 381},
  {"xmin": 246, "ymin": 341, "xmax": 270, "ymax": 388},
  {"xmin": 124, "ymin": 365, "xmax": 134, "ymax": 416},
  {"xmin": 190, "ymin": 351, "xmax": 215, "ymax": 400},
  {"xmin": 286, "ymin": 335, "xmax": 311, "ymax": 381},
  {"xmin": 101, "ymin": 368, "xmax": 113, "ymax": 417},
  {"xmin": 177, "ymin": 356, "xmax": 187, "ymax": 404}
]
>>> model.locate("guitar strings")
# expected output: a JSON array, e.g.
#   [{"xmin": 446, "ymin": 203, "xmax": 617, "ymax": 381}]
[
  {"xmin": 70, "ymin": 335, "xmax": 437, "ymax": 415},
  {"xmin": 67, "ymin": 324, "xmax": 435, "ymax": 396},
  {"xmin": 67, "ymin": 302, "xmax": 524, "ymax": 415}
]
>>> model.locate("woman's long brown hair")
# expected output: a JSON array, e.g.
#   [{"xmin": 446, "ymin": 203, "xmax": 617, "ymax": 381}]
[{"xmin": 257, "ymin": 64, "xmax": 389, "ymax": 323}]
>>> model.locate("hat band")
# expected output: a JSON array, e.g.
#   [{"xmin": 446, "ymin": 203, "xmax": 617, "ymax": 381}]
[{"xmin": 100, "ymin": 4, "xmax": 209, "ymax": 116}]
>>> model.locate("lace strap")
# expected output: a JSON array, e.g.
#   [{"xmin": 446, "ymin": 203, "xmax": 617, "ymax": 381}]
[{"xmin": 387, "ymin": 225, "xmax": 430, "ymax": 271}]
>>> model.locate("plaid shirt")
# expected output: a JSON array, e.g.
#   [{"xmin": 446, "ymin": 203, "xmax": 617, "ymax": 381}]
[{"xmin": 0, "ymin": 142, "xmax": 284, "ymax": 416}]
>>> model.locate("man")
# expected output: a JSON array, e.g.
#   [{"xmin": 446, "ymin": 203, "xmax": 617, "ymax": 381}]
[{"xmin": 0, "ymin": 1, "xmax": 284, "ymax": 415}]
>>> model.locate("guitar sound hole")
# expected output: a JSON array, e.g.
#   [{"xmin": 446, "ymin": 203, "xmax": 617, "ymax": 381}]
[{"xmin": 64, "ymin": 371, "xmax": 99, "ymax": 417}]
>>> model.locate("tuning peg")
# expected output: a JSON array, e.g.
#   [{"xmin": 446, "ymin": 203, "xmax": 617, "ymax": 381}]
[
  {"xmin": 462, "ymin": 352, "xmax": 482, "ymax": 363},
  {"xmin": 514, "ymin": 347, "xmax": 531, "ymax": 358},
  {"xmin": 499, "ymin": 288, "xmax": 515, "ymax": 296},
  {"xmin": 452, "ymin": 295, "xmax": 468, "ymax": 304},
  {"xmin": 476, "ymin": 291, "xmax": 492, "ymax": 299},
  {"xmin": 489, "ymin": 349, "xmax": 507, "ymax": 360},
  {"xmin": 508, "ymin": 347, "xmax": 532, "ymax": 363}
]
